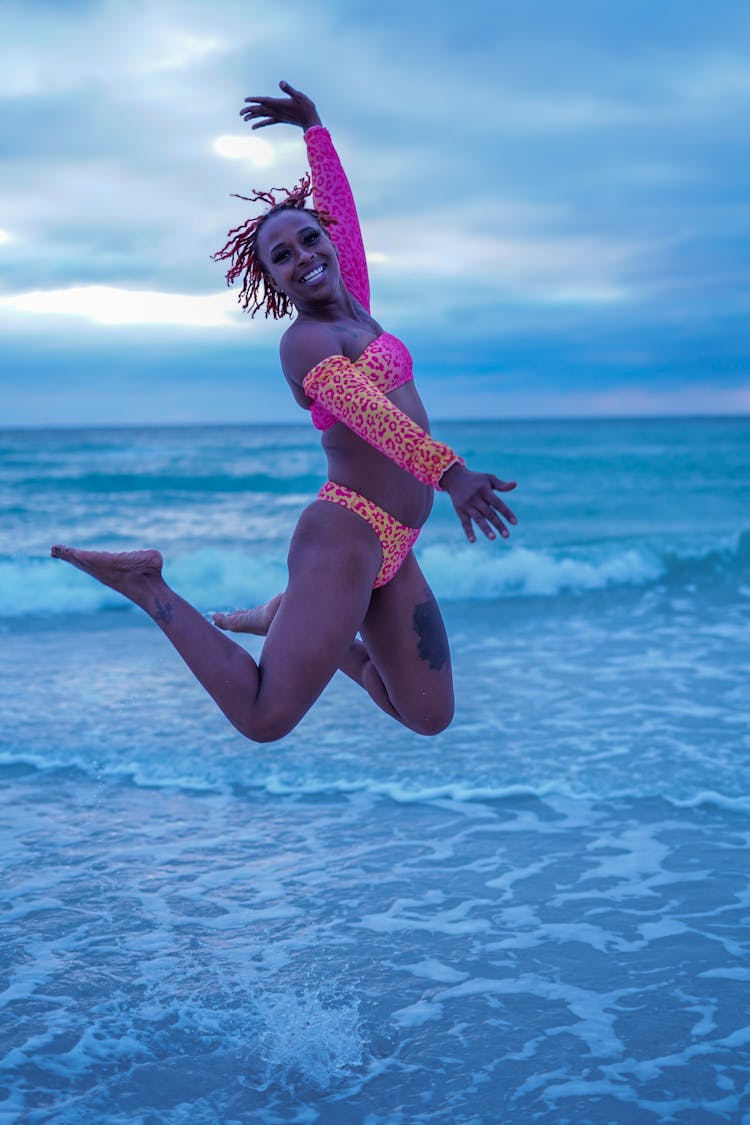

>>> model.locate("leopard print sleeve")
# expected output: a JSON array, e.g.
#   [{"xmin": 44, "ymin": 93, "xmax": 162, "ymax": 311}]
[
  {"xmin": 305, "ymin": 126, "xmax": 371, "ymax": 313},
  {"xmin": 303, "ymin": 355, "xmax": 464, "ymax": 489}
]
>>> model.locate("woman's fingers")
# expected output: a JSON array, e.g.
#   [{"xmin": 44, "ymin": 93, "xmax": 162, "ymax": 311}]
[
  {"xmin": 240, "ymin": 109, "xmax": 275, "ymax": 124},
  {"xmin": 490, "ymin": 495, "xmax": 517, "ymax": 524},
  {"xmin": 487, "ymin": 509, "xmax": 510, "ymax": 538},
  {"xmin": 490, "ymin": 476, "xmax": 516, "ymax": 492},
  {"xmin": 449, "ymin": 469, "xmax": 518, "ymax": 543},
  {"xmin": 459, "ymin": 511, "xmax": 476, "ymax": 544},
  {"xmin": 240, "ymin": 85, "xmax": 317, "ymax": 132},
  {"xmin": 473, "ymin": 508, "xmax": 508, "ymax": 541},
  {"xmin": 241, "ymin": 97, "xmax": 286, "ymax": 118},
  {"xmin": 485, "ymin": 481, "xmax": 517, "ymax": 525},
  {"xmin": 241, "ymin": 106, "xmax": 289, "ymax": 129},
  {"xmin": 241, "ymin": 107, "xmax": 281, "ymax": 122},
  {"xmin": 242, "ymin": 97, "xmax": 278, "ymax": 111}
]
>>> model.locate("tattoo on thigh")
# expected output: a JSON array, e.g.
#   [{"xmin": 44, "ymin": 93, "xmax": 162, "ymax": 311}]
[
  {"xmin": 153, "ymin": 598, "xmax": 173, "ymax": 625},
  {"xmin": 412, "ymin": 594, "xmax": 450, "ymax": 671}
]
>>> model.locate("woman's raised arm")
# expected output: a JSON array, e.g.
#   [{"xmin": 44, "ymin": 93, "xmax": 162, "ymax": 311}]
[{"xmin": 241, "ymin": 82, "xmax": 371, "ymax": 311}]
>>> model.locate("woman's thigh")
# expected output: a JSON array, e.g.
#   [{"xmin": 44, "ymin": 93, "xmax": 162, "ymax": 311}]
[
  {"xmin": 254, "ymin": 500, "xmax": 382, "ymax": 737},
  {"xmin": 360, "ymin": 551, "xmax": 454, "ymax": 734}
]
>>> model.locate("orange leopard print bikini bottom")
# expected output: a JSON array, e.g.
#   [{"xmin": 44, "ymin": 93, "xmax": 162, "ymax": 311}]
[{"xmin": 317, "ymin": 481, "xmax": 421, "ymax": 588}]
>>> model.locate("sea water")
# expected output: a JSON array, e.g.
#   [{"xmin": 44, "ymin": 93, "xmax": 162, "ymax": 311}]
[{"xmin": 1, "ymin": 418, "xmax": 749, "ymax": 1123}]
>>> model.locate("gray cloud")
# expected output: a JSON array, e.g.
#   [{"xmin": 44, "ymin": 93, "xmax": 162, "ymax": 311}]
[{"xmin": 1, "ymin": 0, "xmax": 748, "ymax": 422}]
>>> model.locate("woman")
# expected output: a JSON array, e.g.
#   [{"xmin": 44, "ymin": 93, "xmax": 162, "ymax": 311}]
[{"xmin": 51, "ymin": 82, "xmax": 517, "ymax": 743}]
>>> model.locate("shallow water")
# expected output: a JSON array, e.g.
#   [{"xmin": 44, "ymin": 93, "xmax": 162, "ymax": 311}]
[{"xmin": 2, "ymin": 419, "xmax": 749, "ymax": 1122}]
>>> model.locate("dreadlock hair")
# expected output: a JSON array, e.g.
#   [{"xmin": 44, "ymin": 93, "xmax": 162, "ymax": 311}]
[{"xmin": 212, "ymin": 173, "xmax": 335, "ymax": 319}]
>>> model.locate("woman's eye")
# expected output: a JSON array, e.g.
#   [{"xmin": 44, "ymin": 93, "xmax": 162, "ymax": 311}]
[
  {"xmin": 272, "ymin": 250, "xmax": 289, "ymax": 264},
  {"xmin": 304, "ymin": 231, "xmax": 321, "ymax": 245}
]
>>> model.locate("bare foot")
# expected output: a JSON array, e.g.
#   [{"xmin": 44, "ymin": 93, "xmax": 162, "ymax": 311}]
[
  {"xmin": 50, "ymin": 545, "xmax": 164, "ymax": 597},
  {"xmin": 213, "ymin": 593, "xmax": 283, "ymax": 636}
]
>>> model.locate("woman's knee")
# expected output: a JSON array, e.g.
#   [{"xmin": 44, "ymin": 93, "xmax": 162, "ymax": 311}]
[
  {"xmin": 404, "ymin": 695, "xmax": 454, "ymax": 737},
  {"xmin": 235, "ymin": 704, "xmax": 299, "ymax": 744}
]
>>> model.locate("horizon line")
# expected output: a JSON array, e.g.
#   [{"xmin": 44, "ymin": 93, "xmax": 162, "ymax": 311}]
[{"xmin": 2, "ymin": 412, "xmax": 749, "ymax": 433}]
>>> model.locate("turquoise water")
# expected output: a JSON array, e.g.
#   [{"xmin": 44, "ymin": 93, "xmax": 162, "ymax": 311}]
[{"xmin": 1, "ymin": 418, "xmax": 749, "ymax": 1122}]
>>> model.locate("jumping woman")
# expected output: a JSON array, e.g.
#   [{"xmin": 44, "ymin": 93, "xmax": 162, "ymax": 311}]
[{"xmin": 51, "ymin": 82, "xmax": 517, "ymax": 743}]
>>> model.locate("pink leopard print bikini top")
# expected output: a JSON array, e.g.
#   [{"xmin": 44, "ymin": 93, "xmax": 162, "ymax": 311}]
[
  {"xmin": 303, "ymin": 127, "xmax": 414, "ymax": 432},
  {"xmin": 308, "ymin": 331, "xmax": 414, "ymax": 431}
]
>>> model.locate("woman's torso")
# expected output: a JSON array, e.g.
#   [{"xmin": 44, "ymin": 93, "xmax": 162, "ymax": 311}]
[{"xmin": 286, "ymin": 315, "xmax": 435, "ymax": 529}]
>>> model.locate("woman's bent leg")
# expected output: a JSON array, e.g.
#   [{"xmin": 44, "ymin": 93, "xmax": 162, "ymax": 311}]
[
  {"xmin": 356, "ymin": 551, "xmax": 455, "ymax": 736},
  {"xmin": 51, "ymin": 502, "xmax": 382, "ymax": 743},
  {"xmin": 213, "ymin": 552, "xmax": 454, "ymax": 733}
]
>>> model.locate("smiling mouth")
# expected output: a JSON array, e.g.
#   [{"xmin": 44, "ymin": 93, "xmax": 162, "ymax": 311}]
[{"xmin": 300, "ymin": 264, "xmax": 326, "ymax": 284}]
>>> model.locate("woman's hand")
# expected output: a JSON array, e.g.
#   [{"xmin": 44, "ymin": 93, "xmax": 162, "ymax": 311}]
[
  {"xmin": 240, "ymin": 81, "xmax": 321, "ymax": 132},
  {"xmin": 440, "ymin": 463, "xmax": 518, "ymax": 543}
]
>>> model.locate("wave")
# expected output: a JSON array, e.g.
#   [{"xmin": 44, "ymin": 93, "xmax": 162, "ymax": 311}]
[
  {"xmin": 1, "ymin": 531, "xmax": 750, "ymax": 621},
  {"xmin": 425, "ymin": 528, "xmax": 750, "ymax": 601},
  {"xmin": 0, "ymin": 549, "xmax": 289, "ymax": 617},
  {"xmin": 3, "ymin": 756, "xmax": 750, "ymax": 816},
  {"xmin": 10, "ymin": 471, "xmax": 323, "ymax": 495},
  {"xmin": 1, "ymin": 531, "xmax": 748, "ymax": 618},
  {"xmin": 421, "ymin": 542, "xmax": 663, "ymax": 599}
]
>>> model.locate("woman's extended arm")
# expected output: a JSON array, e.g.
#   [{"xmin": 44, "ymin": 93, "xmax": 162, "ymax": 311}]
[
  {"xmin": 241, "ymin": 82, "xmax": 370, "ymax": 310},
  {"xmin": 303, "ymin": 352, "xmax": 463, "ymax": 487},
  {"xmin": 301, "ymin": 351, "xmax": 517, "ymax": 540}
]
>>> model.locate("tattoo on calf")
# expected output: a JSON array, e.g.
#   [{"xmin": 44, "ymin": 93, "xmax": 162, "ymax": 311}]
[
  {"xmin": 413, "ymin": 594, "xmax": 450, "ymax": 671},
  {"xmin": 153, "ymin": 598, "xmax": 173, "ymax": 625}
]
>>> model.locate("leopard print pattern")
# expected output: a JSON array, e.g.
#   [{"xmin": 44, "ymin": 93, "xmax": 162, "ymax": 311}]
[
  {"xmin": 305, "ymin": 126, "xmax": 370, "ymax": 313},
  {"xmin": 317, "ymin": 482, "xmax": 421, "ymax": 588},
  {"xmin": 303, "ymin": 355, "xmax": 464, "ymax": 489},
  {"xmin": 309, "ymin": 332, "xmax": 414, "ymax": 431}
]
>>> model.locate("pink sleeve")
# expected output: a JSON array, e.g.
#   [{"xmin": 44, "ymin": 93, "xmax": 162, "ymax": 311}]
[
  {"xmin": 304, "ymin": 125, "xmax": 370, "ymax": 313},
  {"xmin": 303, "ymin": 355, "xmax": 464, "ymax": 489}
]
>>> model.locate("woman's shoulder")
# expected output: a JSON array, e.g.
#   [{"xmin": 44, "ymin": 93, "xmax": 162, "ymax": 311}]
[{"xmin": 280, "ymin": 320, "xmax": 343, "ymax": 386}]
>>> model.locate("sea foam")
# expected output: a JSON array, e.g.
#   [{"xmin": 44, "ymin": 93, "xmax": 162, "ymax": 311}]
[{"xmin": 2, "ymin": 531, "xmax": 747, "ymax": 617}]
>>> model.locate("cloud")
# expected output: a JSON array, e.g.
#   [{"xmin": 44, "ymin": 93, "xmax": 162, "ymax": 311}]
[
  {"xmin": 213, "ymin": 135, "xmax": 277, "ymax": 168},
  {"xmin": 0, "ymin": 0, "xmax": 232, "ymax": 97},
  {"xmin": 426, "ymin": 377, "xmax": 750, "ymax": 421},
  {"xmin": 0, "ymin": 284, "xmax": 244, "ymax": 328},
  {"xmin": 661, "ymin": 52, "xmax": 750, "ymax": 106},
  {"xmin": 1, "ymin": 0, "xmax": 748, "ymax": 424},
  {"xmin": 366, "ymin": 213, "xmax": 640, "ymax": 305}
]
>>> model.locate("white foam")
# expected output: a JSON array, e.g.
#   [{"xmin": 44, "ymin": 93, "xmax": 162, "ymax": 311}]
[
  {"xmin": 405, "ymin": 959, "xmax": 469, "ymax": 984},
  {"xmin": 0, "ymin": 540, "xmax": 663, "ymax": 619},
  {"xmin": 418, "ymin": 542, "xmax": 663, "ymax": 600},
  {"xmin": 252, "ymin": 989, "xmax": 363, "ymax": 1091},
  {"xmin": 700, "ymin": 968, "xmax": 750, "ymax": 982},
  {"xmin": 391, "ymin": 1000, "xmax": 444, "ymax": 1028},
  {"xmin": 4, "ymin": 527, "xmax": 747, "ymax": 616},
  {"xmin": 434, "ymin": 973, "xmax": 626, "ymax": 1058},
  {"xmin": 0, "ymin": 549, "xmax": 288, "ymax": 618}
]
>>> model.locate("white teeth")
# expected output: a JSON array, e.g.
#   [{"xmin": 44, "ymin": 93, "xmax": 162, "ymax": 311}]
[{"xmin": 301, "ymin": 264, "xmax": 325, "ymax": 283}]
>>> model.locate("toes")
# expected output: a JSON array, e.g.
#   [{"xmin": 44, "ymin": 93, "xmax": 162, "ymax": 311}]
[
  {"xmin": 213, "ymin": 611, "xmax": 244, "ymax": 631},
  {"xmin": 223, "ymin": 612, "xmax": 245, "ymax": 631},
  {"xmin": 212, "ymin": 611, "xmax": 253, "ymax": 633},
  {"xmin": 51, "ymin": 545, "xmax": 76, "ymax": 561}
]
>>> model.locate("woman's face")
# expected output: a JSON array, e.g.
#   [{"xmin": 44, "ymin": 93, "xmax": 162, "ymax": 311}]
[{"xmin": 256, "ymin": 209, "xmax": 339, "ymax": 305}]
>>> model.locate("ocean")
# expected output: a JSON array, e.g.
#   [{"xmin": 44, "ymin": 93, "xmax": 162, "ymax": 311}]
[{"xmin": 1, "ymin": 417, "xmax": 749, "ymax": 1123}]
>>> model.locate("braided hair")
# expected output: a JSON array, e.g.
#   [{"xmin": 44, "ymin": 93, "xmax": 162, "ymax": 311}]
[{"xmin": 212, "ymin": 173, "xmax": 335, "ymax": 319}]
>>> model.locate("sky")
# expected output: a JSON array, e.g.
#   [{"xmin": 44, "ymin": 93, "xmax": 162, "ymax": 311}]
[{"xmin": 1, "ymin": 0, "xmax": 749, "ymax": 425}]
